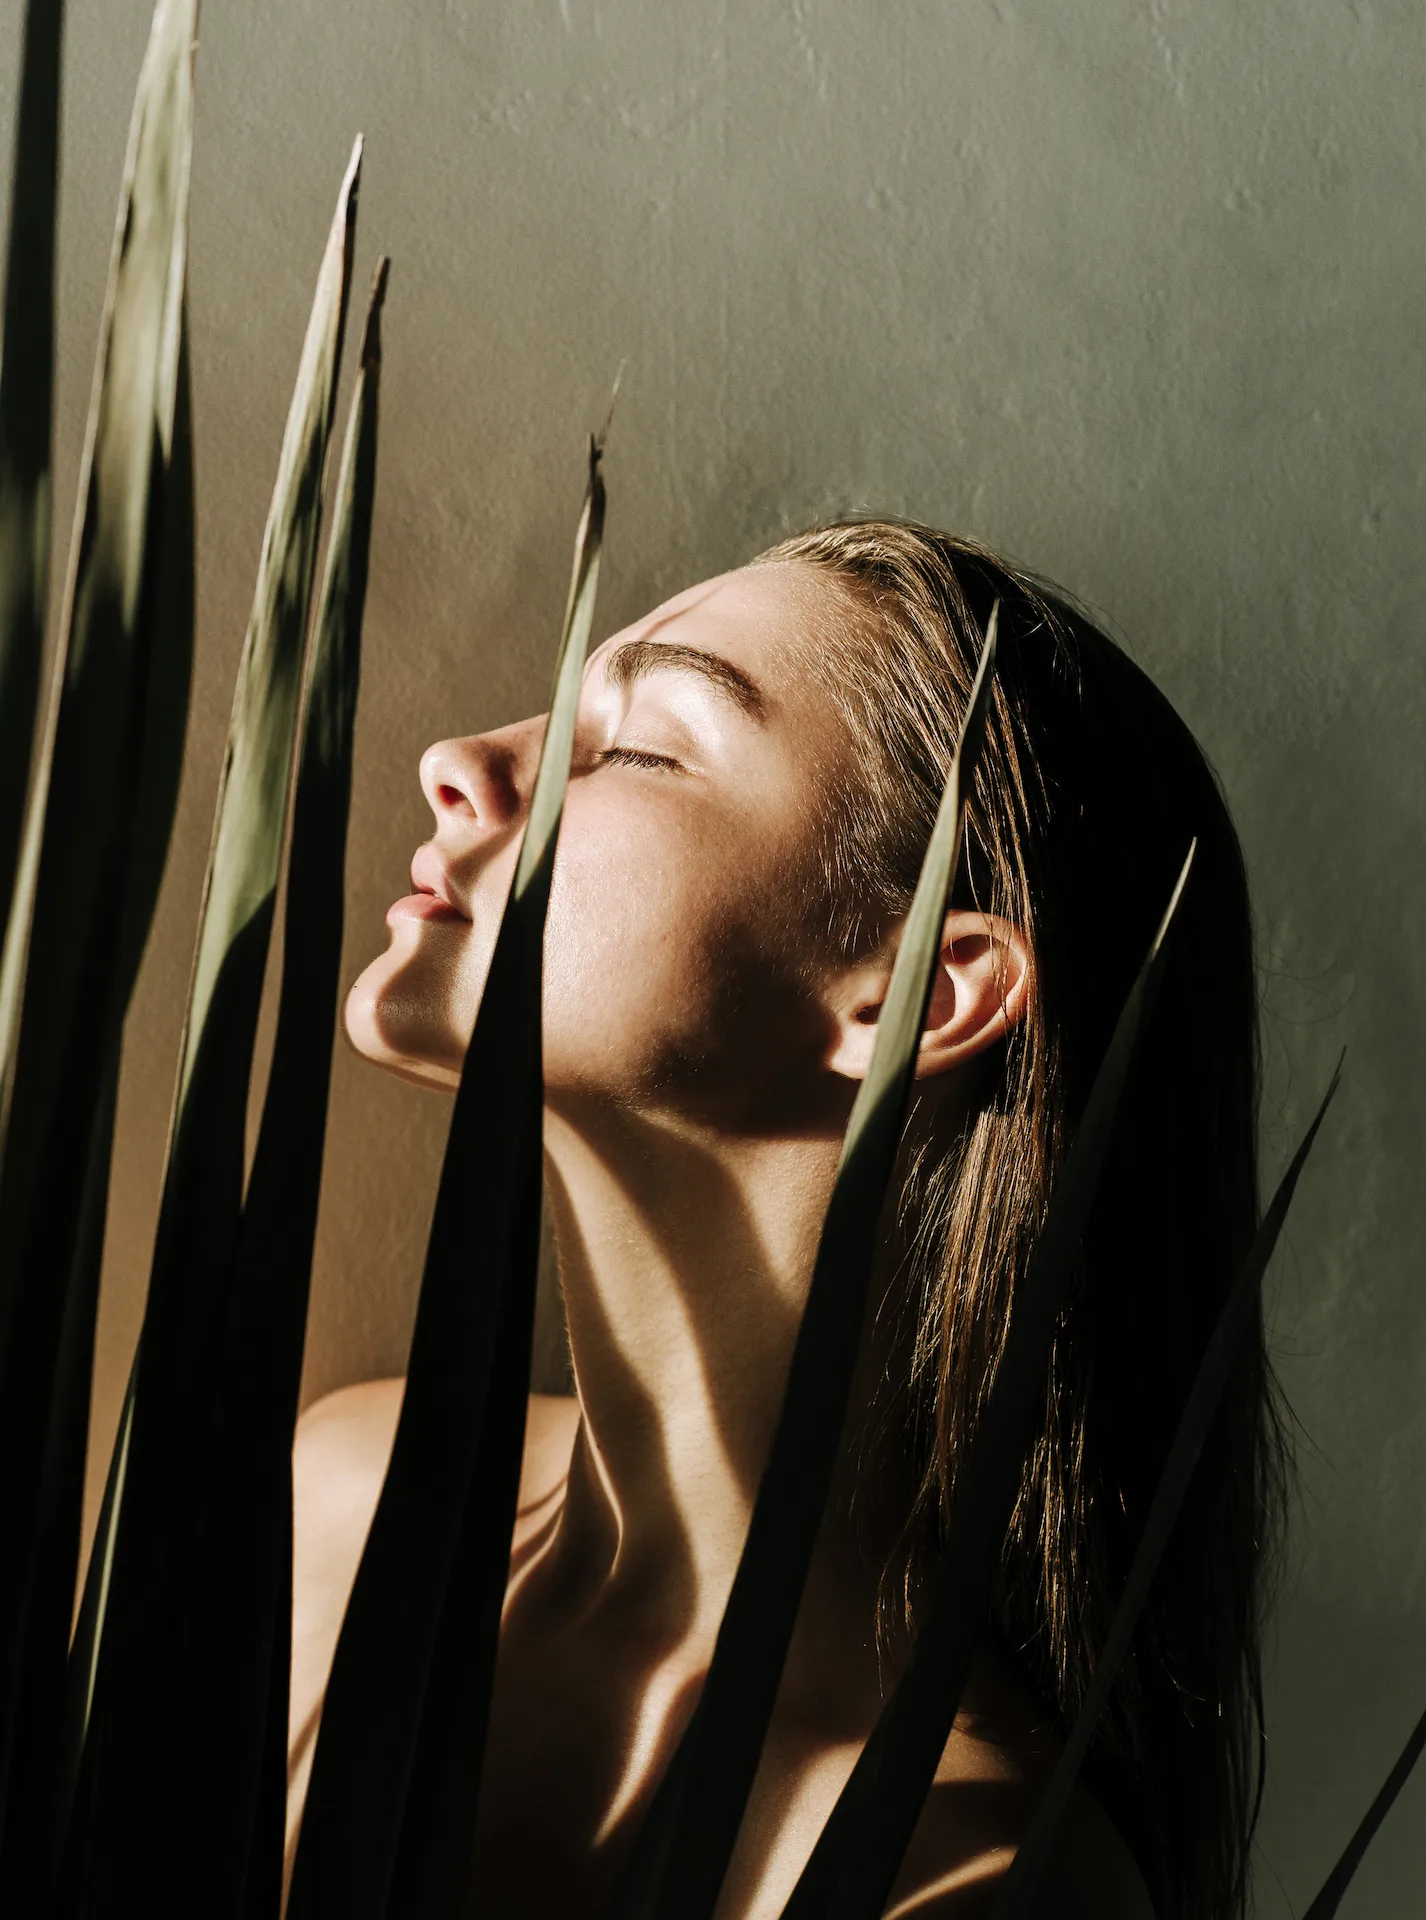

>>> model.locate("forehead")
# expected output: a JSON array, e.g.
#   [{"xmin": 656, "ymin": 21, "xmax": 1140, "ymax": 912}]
[{"xmin": 590, "ymin": 563, "xmax": 826, "ymax": 691}]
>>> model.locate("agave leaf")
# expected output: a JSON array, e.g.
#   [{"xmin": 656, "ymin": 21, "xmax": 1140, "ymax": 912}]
[
  {"xmin": 1301, "ymin": 1702, "xmax": 1426, "ymax": 1920},
  {"xmin": 160, "ymin": 258, "xmax": 388, "ymax": 1920},
  {"xmin": 62, "ymin": 140, "xmax": 359, "ymax": 1912},
  {"xmin": 0, "ymin": 0, "xmax": 196, "ymax": 1859},
  {"xmin": 0, "ymin": 319, "xmax": 195, "ymax": 1914},
  {"xmin": 178, "ymin": 133, "xmax": 359, "ymax": 1108},
  {"xmin": 599, "ymin": 612, "xmax": 1000, "ymax": 1920},
  {"xmin": 386, "ymin": 400, "xmax": 626, "ymax": 1920},
  {"xmin": 57, "ymin": 325, "xmax": 194, "ymax": 1823},
  {"xmin": 780, "ymin": 845, "xmax": 1197, "ymax": 1920},
  {"xmin": 0, "ymin": 0, "xmax": 63, "ymax": 941},
  {"xmin": 989, "ymin": 1060, "xmax": 1342, "ymax": 1920},
  {"xmin": 287, "ymin": 429, "xmax": 608, "ymax": 1920}
]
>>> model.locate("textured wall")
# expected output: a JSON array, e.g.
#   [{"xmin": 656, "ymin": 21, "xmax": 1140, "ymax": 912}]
[{"xmin": 4, "ymin": 0, "xmax": 1423, "ymax": 1908}]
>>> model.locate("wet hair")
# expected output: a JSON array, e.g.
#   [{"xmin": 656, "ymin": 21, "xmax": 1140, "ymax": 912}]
[{"xmin": 757, "ymin": 519, "xmax": 1285, "ymax": 1920}]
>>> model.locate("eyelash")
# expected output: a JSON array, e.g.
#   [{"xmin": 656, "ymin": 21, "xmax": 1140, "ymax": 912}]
[{"xmin": 597, "ymin": 746, "xmax": 683, "ymax": 773}]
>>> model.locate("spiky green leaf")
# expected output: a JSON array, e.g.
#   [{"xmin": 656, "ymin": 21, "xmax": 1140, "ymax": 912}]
[
  {"xmin": 161, "ymin": 257, "xmax": 388, "ymax": 1920},
  {"xmin": 990, "ymin": 1061, "xmax": 1341, "ymax": 1920},
  {"xmin": 288, "ymin": 428, "xmax": 608, "ymax": 1920},
  {"xmin": 0, "ymin": 0, "xmax": 196, "ymax": 1875},
  {"xmin": 0, "ymin": 0, "xmax": 63, "ymax": 943},
  {"xmin": 62, "ymin": 137, "xmax": 359, "ymax": 1915},
  {"xmin": 602, "ymin": 611, "xmax": 1001, "ymax": 1920},
  {"xmin": 780, "ymin": 846, "xmax": 1196, "ymax": 1920},
  {"xmin": 0, "ymin": 321, "xmax": 194, "ymax": 1915},
  {"xmin": 1301, "ymin": 1703, "xmax": 1426, "ymax": 1920}
]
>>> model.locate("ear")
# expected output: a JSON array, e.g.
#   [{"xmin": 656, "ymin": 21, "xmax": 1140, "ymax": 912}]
[{"xmin": 826, "ymin": 910, "xmax": 1032, "ymax": 1083}]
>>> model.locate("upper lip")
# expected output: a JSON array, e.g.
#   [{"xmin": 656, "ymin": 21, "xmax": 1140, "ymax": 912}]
[{"xmin": 409, "ymin": 844, "xmax": 470, "ymax": 919}]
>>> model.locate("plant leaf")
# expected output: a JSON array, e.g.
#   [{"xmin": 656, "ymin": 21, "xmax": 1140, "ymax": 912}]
[
  {"xmin": 60, "ymin": 136, "xmax": 359, "ymax": 1915},
  {"xmin": 779, "ymin": 845, "xmax": 1197, "ymax": 1920},
  {"xmin": 1301, "ymin": 1701, "xmax": 1426, "ymax": 1920},
  {"xmin": 0, "ymin": 0, "xmax": 62, "ymax": 944},
  {"xmin": 0, "ymin": 316, "xmax": 195, "ymax": 1915},
  {"xmin": 161, "ymin": 257, "xmax": 388, "ymax": 1920},
  {"xmin": 0, "ymin": 0, "xmax": 196, "ymax": 1867},
  {"xmin": 287, "ymin": 428, "xmax": 608, "ymax": 1920},
  {"xmin": 989, "ymin": 1059, "xmax": 1342, "ymax": 1920},
  {"xmin": 600, "ymin": 611, "xmax": 1001, "ymax": 1920}
]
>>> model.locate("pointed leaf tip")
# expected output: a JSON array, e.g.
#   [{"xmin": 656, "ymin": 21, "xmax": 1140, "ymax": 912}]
[
  {"xmin": 1147, "ymin": 838, "xmax": 1196, "ymax": 963},
  {"xmin": 586, "ymin": 431, "xmax": 606, "ymax": 504},
  {"xmin": 361, "ymin": 258, "xmax": 390, "ymax": 368},
  {"xmin": 958, "ymin": 599, "xmax": 998, "ymax": 769},
  {"xmin": 595, "ymin": 360, "xmax": 626, "ymax": 456}
]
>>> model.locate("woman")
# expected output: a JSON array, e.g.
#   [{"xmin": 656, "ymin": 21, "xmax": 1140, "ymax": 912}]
[{"xmin": 289, "ymin": 520, "xmax": 1283, "ymax": 1919}]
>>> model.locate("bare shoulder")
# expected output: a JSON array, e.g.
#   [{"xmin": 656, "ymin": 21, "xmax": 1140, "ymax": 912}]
[
  {"xmin": 291, "ymin": 1381, "xmax": 578, "ymax": 1599},
  {"xmin": 886, "ymin": 1794, "xmax": 1155, "ymax": 1920},
  {"xmin": 516, "ymin": 1389, "xmax": 583, "ymax": 1511},
  {"xmin": 882, "ymin": 1649, "xmax": 1155, "ymax": 1920},
  {"xmin": 286, "ymin": 1383, "xmax": 580, "ymax": 1871}
]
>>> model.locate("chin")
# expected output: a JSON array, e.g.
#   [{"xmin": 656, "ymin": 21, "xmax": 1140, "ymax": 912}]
[{"xmin": 343, "ymin": 956, "xmax": 465, "ymax": 1093}]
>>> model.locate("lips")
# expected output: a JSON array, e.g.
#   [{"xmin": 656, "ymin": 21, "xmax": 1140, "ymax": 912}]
[{"xmin": 388, "ymin": 844, "xmax": 470, "ymax": 926}]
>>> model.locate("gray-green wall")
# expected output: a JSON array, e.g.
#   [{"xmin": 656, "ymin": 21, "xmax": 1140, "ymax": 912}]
[{"xmin": 6, "ymin": 0, "xmax": 1422, "ymax": 1909}]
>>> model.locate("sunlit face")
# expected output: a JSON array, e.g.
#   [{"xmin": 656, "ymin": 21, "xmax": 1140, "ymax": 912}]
[{"xmin": 344, "ymin": 564, "xmax": 859, "ymax": 1130}]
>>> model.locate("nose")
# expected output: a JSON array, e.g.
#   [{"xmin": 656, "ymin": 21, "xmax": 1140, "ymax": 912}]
[{"xmin": 418, "ymin": 717, "xmax": 544, "ymax": 837}]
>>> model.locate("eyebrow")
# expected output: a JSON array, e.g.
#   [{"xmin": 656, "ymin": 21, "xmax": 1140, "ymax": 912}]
[{"xmin": 603, "ymin": 637, "xmax": 767, "ymax": 719}]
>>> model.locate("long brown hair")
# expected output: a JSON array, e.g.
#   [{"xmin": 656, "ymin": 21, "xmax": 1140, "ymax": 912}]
[{"xmin": 758, "ymin": 520, "xmax": 1286, "ymax": 1920}]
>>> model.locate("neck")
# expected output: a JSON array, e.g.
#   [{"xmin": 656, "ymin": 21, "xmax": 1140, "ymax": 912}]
[{"xmin": 538, "ymin": 1096, "xmax": 897, "ymax": 1713}]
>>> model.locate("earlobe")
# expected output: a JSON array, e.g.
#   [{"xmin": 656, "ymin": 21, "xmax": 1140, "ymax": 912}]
[{"xmin": 825, "ymin": 912, "xmax": 1032, "ymax": 1084}]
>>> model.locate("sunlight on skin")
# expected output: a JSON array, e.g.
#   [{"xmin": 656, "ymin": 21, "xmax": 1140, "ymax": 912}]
[
  {"xmin": 302, "ymin": 563, "xmax": 1143, "ymax": 1917},
  {"xmin": 591, "ymin": 1654, "xmax": 701, "ymax": 1847},
  {"xmin": 884, "ymin": 1854, "xmax": 1015, "ymax": 1919},
  {"xmin": 539, "ymin": 1109, "xmax": 804, "ymax": 1843}
]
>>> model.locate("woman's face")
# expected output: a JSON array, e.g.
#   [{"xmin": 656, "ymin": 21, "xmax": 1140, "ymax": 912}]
[{"xmin": 344, "ymin": 563, "xmax": 859, "ymax": 1128}]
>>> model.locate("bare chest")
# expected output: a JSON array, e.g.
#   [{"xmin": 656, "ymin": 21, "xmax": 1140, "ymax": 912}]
[{"xmin": 468, "ymin": 1600, "xmax": 864, "ymax": 1920}]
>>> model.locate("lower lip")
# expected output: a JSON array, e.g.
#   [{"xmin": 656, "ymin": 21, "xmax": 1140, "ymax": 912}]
[{"xmin": 387, "ymin": 893, "xmax": 469, "ymax": 925}]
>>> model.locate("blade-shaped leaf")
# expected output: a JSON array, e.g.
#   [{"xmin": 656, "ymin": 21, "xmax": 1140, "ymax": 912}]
[
  {"xmin": 0, "ymin": 318, "xmax": 195, "ymax": 1915},
  {"xmin": 990, "ymin": 1061, "xmax": 1342, "ymax": 1920},
  {"xmin": 161, "ymin": 257, "xmax": 388, "ymax": 1920},
  {"xmin": 780, "ymin": 845, "xmax": 1197, "ymax": 1920},
  {"xmin": 601, "ymin": 611, "xmax": 1001, "ymax": 1920},
  {"xmin": 386, "ymin": 391, "xmax": 625, "ymax": 1920},
  {"xmin": 0, "ymin": 0, "xmax": 63, "ymax": 937},
  {"xmin": 287, "ymin": 429, "xmax": 608, "ymax": 1920},
  {"xmin": 1301, "ymin": 1703, "xmax": 1426, "ymax": 1920},
  {"xmin": 0, "ymin": 0, "xmax": 196, "ymax": 1856},
  {"xmin": 62, "ymin": 138, "xmax": 359, "ymax": 1915},
  {"xmin": 179, "ymin": 133, "xmax": 360, "ymax": 1109}
]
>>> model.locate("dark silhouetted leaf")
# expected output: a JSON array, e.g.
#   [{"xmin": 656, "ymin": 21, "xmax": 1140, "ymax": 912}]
[
  {"xmin": 288, "ymin": 427, "xmax": 609, "ymax": 1920},
  {"xmin": 0, "ymin": 0, "xmax": 62, "ymax": 941},
  {"xmin": 780, "ymin": 846, "xmax": 1197, "ymax": 1920},
  {"xmin": 1301, "ymin": 1702, "xmax": 1426, "ymax": 1920},
  {"xmin": 162, "ymin": 256, "xmax": 388, "ymax": 1920},
  {"xmin": 61, "ymin": 135, "xmax": 359, "ymax": 1916},
  {"xmin": 0, "ymin": 0, "xmax": 196, "ymax": 1882},
  {"xmin": 990, "ymin": 1060, "xmax": 1342, "ymax": 1920},
  {"xmin": 602, "ymin": 611, "xmax": 1001, "ymax": 1920},
  {"xmin": 0, "ymin": 318, "xmax": 194, "ymax": 1914}
]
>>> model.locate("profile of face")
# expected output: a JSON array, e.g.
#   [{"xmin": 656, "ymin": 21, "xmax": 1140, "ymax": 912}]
[{"xmin": 344, "ymin": 563, "xmax": 1029, "ymax": 1133}]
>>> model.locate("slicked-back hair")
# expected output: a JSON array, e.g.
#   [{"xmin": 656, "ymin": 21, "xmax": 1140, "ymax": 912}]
[{"xmin": 758, "ymin": 519, "xmax": 1285, "ymax": 1920}]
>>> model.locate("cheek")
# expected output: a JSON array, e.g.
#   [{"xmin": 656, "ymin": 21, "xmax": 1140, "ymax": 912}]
[
  {"xmin": 539, "ymin": 791, "xmax": 832, "ymax": 1105},
  {"xmin": 540, "ymin": 812, "xmax": 708, "ymax": 1093}
]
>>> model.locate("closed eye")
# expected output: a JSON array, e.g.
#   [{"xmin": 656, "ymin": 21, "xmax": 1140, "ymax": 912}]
[{"xmin": 597, "ymin": 746, "xmax": 684, "ymax": 773}]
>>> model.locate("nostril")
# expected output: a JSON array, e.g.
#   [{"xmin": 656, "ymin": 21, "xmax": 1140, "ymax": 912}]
[{"xmin": 436, "ymin": 782, "xmax": 470, "ymax": 812}]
